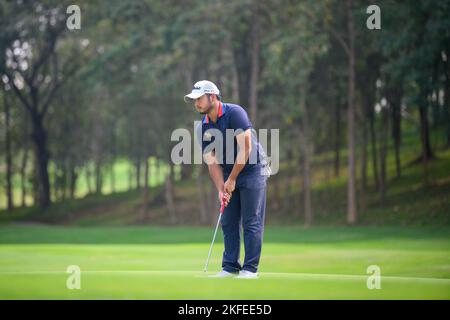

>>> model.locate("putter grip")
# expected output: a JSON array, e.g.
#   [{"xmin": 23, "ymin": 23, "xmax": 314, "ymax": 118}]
[{"xmin": 220, "ymin": 200, "xmax": 225, "ymax": 214}]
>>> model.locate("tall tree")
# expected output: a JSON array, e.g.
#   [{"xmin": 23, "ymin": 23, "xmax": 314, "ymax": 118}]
[
  {"xmin": 264, "ymin": 0, "xmax": 327, "ymax": 225},
  {"xmin": 0, "ymin": 2, "xmax": 84, "ymax": 208},
  {"xmin": 2, "ymin": 91, "xmax": 14, "ymax": 211},
  {"xmin": 346, "ymin": 0, "xmax": 357, "ymax": 224}
]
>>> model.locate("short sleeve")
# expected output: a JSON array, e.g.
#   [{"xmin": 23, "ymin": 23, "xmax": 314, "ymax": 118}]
[{"xmin": 229, "ymin": 106, "xmax": 252, "ymax": 132}]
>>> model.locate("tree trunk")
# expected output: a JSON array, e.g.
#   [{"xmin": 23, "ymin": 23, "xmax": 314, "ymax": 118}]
[
  {"xmin": 95, "ymin": 161, "xmax": 103, "ymax": 194},
  {"xmin": 346, "ymin": 0, "xmax": 357, "ymax": 225},
  {"xmin": 32, "ymin": 159, "xmax": 40, "ymax": 205},
  {"xmin": 30, "ymin": 109, "xmax": 51, "ymax": 208},
  {"xmin": 380, "ymin": 106, "xmax": 389, "ymax": 202},
  {"xmin": 180, "ymin": 164, "xmax": 192, "ymax": 181},
  {"xmin": 69, "ymin": 163, "xmax": 78, "ymax": 200},
  {"xmin": 334, "ymin": 101, "xmax": 341, "ymax": 177},
  {"xmin": 55, "ymin": 163, "xmax": 61, "ymax": 201},
  {"xmin": 135, "ymin": 157, "xmax": 142, "ymax": 190},
  {"xmin": 391, "ymin": 87, "xmax": 403, "ymax": 179},
  {"xmin": 299, "ymin": 92, "xmax": 313, "ymax": 227},
  {"xmin": 156, "ymin": 159, "xmax": 161, "ymax": 185},
  {"xmin": 110, "ymin": 161, "xmax": 116, "ymax": 193},
  {"xmin": 249, "ymin": 5, "xmax": 260, "ymax": 126},
  {"xmin": 231, "ymin": 15, "xmax": 252, "ymax": 109},
  {"xmin": 53, "ymin": 162, "xmax": 59, "ymax": 201},
  {"xmin": 20, "ymin": 137, "xmax": 30, "ymax": 207},
  {"xmin": 142, "ymin": 156, "xmax": 150, "ymax": 222},
  {"xmin": 369, "ymin": 108, "xmax": 380, "ymax": 190},
  {"xmin": 393, "ymin": 121, "xmax": 402, "ymax": 179},
  {"xmin": 231, "ymin": 55, "xmax": 240, "ymax": 103},
  {"xmin": 110, "ymin": 121, "xmax": 117, "ymax": 193},
  {"xmin": 57, "ymin": 162, "xmax": 62, "ymax": 200},
  {"xmin": 4, "ymin": 93, "xmax": 14, "ymax": 211},
  {"xmin": 165, "ymin": 163, "xmax": 177, "ymax": 224},
  {"xmin": 444, "ymin": 54, "xmax": 450, "ymax": 147},
  {"xmin": 360, "ymin": 117, "xmax": 368, "ymax": 210},
  {"xmin": 61, "ymin": 160, "xmax": 67, "ymax": 201},
  {"xmin": 128, "ymin": 161, "xmax": 133, "ymax": 191},
  {"xmin": 287, "ymin": 147, "xmax": 297, "ymax": 211},
  {"xmin": 419, "ymin": 93, "xmax": 432, "ymax": 186},
  {"xmin": 85, "ymin": 163, "xmax": 93, "ymax": 195}
]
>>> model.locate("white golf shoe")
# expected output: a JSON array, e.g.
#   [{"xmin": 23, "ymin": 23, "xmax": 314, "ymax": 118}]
[
  {"xmin": 208, "ymin": 270, "xmax": 237, "ymax": 278},
  {"xmin": 237, "ymin": 270, "xmax": 258, "ymax": 279}
]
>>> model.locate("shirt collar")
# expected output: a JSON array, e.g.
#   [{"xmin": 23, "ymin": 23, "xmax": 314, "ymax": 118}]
[{"xmin": 203, "ymin": 101, "xmax": 224, "ymax": 124}]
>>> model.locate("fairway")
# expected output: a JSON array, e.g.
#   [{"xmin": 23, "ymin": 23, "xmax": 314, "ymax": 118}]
[{"xmin": 0, "ymin": 225, "xmax": 449, "ymax": 299}]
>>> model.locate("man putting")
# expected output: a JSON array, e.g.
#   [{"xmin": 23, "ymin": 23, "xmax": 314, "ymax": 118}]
[{"xmin": 184, "ymin": 80, "xmax": 269, "ymax": 279}]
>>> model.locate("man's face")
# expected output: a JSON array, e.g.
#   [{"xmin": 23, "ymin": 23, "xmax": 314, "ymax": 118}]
[{"xmin": 194, "ymin": 94, "xmax": 213, "ymax": 114}]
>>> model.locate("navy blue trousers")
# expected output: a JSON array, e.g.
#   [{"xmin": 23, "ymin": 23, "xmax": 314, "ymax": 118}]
[{"xmin": 221, "ymin": 174, "xmax": 267, "ymax": 273}]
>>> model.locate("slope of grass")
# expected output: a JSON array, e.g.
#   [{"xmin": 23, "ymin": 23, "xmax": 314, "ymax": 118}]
[{"xmin": 267, "ymin": 146, "xmax": 450, "ymax": 226}]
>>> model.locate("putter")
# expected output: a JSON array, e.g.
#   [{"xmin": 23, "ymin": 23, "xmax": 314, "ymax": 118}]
[{"xmin": 203, "ymin": 199, "xmax": 225, "ymax": 273}]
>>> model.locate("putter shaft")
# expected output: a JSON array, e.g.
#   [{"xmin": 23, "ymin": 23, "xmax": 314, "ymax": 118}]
[{"xmin": 204, "ymin": 201, "xmax": 225, "ymax": 272}]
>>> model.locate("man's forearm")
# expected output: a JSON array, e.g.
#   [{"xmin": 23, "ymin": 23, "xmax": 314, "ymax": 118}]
[
  {"xmin": 228, "ymin": 149, "xmax": 247, "ymax": 181},
  {"xmin": 228, "ymin": 130, "xmax": 252, "ymax": 182},
  {"xmin": 228, "ymin": 145, "xmax": 251, "ymax": 181},
  {"xmin": 208, "ymin": 163, "xmax": 225, "ymax": 191}
]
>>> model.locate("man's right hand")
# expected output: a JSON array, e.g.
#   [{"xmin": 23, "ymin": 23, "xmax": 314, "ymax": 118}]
[{"xmin": 218, "ymin": 190, "xmax": 231, "ymax": 208}]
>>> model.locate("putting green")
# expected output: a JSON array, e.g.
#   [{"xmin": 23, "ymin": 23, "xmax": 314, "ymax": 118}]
[{"xmin": 0, "ymin": 226, "xmax": 449, "ymax": 299}]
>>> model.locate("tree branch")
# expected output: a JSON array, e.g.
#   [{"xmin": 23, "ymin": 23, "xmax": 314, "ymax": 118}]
[
  {"xmin": 329, "ymin": 28, "xmax": 350, "ymax": 57},
  {"xmin": 1, "ymin": 70, "xmax": 33, "ymax": 113},
  {"xmin": 41, "ymin": 56, "xmax": 80, "ymax": 117},
  {"xmin": 29, "ymin": 15, "xmax": 62, "ymax": 83}
]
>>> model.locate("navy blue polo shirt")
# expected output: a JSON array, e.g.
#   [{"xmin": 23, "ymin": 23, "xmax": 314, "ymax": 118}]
[{"xmin": 195, "ymin": 102, "xmax": 268, "ymax": 178}]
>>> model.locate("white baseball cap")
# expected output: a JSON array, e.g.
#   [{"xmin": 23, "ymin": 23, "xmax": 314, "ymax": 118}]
[{"xmin": 184, "ymin": 80, "xmax": 220, "ymax": 103}]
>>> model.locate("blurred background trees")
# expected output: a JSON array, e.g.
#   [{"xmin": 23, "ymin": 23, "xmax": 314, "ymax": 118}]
[{"xmin": 1, "ymin": 0, "xmax": 449, "ymax": 226}]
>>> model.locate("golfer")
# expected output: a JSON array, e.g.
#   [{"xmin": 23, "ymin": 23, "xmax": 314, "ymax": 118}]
[{"xmin": 184, "ymin": 80, "xmax": 269, "ymax": 279}]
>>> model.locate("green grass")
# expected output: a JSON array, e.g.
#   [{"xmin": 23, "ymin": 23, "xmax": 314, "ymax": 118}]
[{"xmin": 0, "ymin": 225, "xmax": 449, "ymax": 299}]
